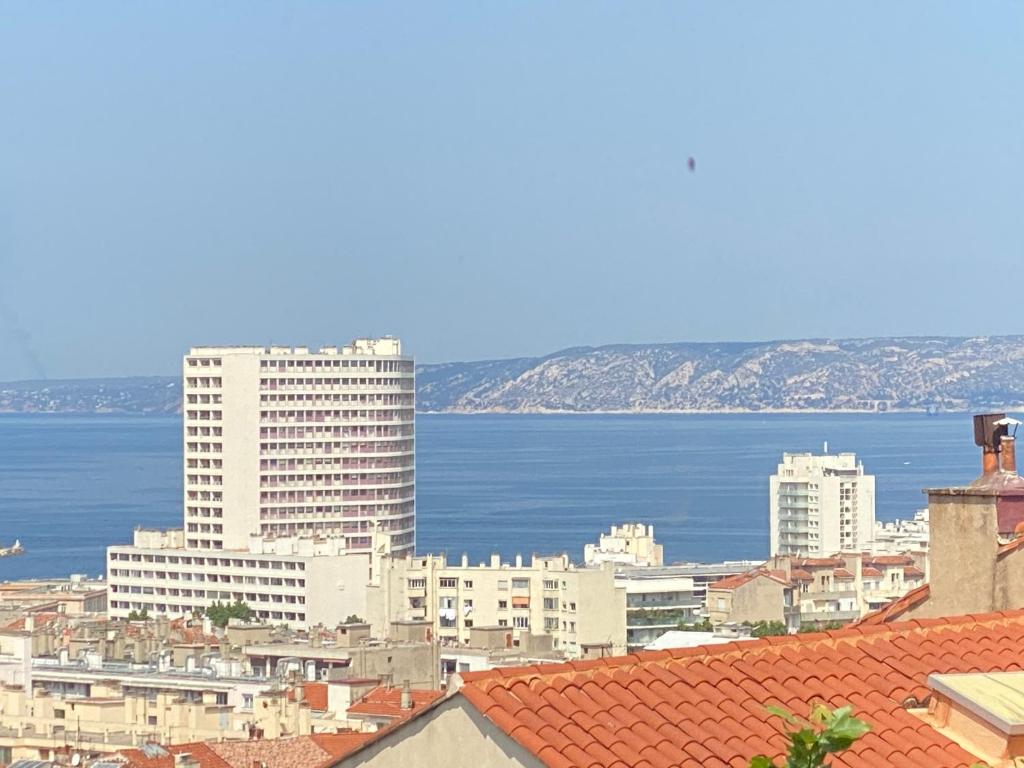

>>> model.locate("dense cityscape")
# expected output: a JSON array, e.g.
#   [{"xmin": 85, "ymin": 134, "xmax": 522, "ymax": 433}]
[
  {"xmin": 4, "ymin": 338, "xmax": 1024, "ymax": 767},
  {"xmin": 3, "ymin": 2, "xmax": 1021, "ymax": 766}
]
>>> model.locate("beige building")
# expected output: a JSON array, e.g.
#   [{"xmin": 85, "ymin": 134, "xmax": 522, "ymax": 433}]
[
  {"xmin": 367, "ymin": 553, "xmax": 626, "ymax": 659},
  {"xmin": 705, "ymin": 571, "xmax": 790, "ymax": 626},
  {"xmin": 770, "ymin": 451, "xmax": 876, "ymax": 557},
  {"xmin": 108, "ymin": 339, "xmax": 412, "ymax": 628}
]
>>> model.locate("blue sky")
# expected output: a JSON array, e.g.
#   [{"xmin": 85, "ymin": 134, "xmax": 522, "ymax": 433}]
[{"xmin": 1, "ymin": 3, "xmax": 1021, "ymax": 379}]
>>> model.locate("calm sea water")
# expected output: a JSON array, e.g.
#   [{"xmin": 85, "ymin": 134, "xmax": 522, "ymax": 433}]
[{"xmin": 0, "ymin": 413, "xmax": 981, "ymax": 580}]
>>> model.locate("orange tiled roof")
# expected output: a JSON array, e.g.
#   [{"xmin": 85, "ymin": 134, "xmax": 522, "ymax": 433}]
[
  {"xmin": 867, "ymin": 555, "xmax": 915, "ymax": 566},
  {"xmin": 709, "ymin": 570, "xmax": 788, "ymax": 591},
  {"xmin": 856, "ymin": 584, "xmax": 931, "ymax": 626},
  {"xmin": 122, "ymin": 734, "xmax": 374, "ymax": 768},
  {"xmin": 287, "ymin": 681, "xmax": 329, "ymax": 711},
  {"xmin": 862, "ymin": 566, "xmax": 883, "ymax": 578},
  {"xmin": 346, "ymin": 686, "xmax": 444, "ymax": 719},
  {"xmin": 790, "ymin": 568, "xmax": 813, "ymax": 581},
  {"xmin": 903, "ymin": 566, "xmax": 926, "ymax": 579},
  {"xmin": 454, "ymin": 609, "xmax": 1024, "ymax": 768},
  {"xmin": 833, "ymin": 568, "xmax": 855, "ymax": 580},
  {"xmin": 119, "ymin": 742, "xmax": 232, "ymax": 768},
  {"xmin": 795, "ymin": 557, "xmax": 846, "ymax": 568},
  {"xmin": 1, "ymin": 611, "xmax": 60, "ymax": 631}
]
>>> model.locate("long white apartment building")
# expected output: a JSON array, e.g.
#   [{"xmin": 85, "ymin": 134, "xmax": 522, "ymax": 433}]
[
  {"xmin": 108, "ymin": 338, "xmax": 414, "ymax": 628},
  {"xmin": 769, "ymin": 451, "xmax": 876, "ymax": 557}
]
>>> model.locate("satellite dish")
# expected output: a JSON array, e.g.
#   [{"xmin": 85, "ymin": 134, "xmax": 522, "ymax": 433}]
[{"xmin": 72, "ymin": 754, "xmax": 82, "ymax": 766}]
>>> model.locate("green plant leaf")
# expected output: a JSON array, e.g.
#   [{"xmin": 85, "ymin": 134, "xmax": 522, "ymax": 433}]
[
  {"xmin": 765, "ymin": 705, "xmax": 798, "ymax": 724},
  {"xmin": 749, "ymin": 756, "xmax": 777, "ymax": 768}
]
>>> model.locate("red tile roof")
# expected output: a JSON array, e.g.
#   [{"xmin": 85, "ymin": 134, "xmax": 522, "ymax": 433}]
[
  {"xmin": 346, "ymin": 686, "xmax": 444, "ymax": 720},
  {"xmin": 833, "ymin": 568, "xmax": 855, "ymax": 580},
  {"xmin": 795, "ymin": 557, "xmax": 846, "ymax": 568},
  {"xmin": 903, "ymin": 566, "xmax": 926, "ymax": 579},
  {"xmin": 121, "ymin": 734, "xmax": 374, "ymax": 768},
  {"xmin": 866, "ymin": 555, "xmax": 916, "ymax": 566},
  {"xmin": 455, "ymin": 609, "xmax": 1024, "ymax": 768},
  {"xmin": 709, "ymin": 570, "xmax": 788, "ymax": 591},
  {"xmin": 118, "ymin": 743, "xmax": 231, "ymax": 768},
  {"xmin": 862, "ymin": 566, "xmax": 883, "ymax": 578},
  {"xmin": 856, "ymin": 584, "xmax": 931, "ymax": 626},
  {"xmin": 287, "ymin": 681, "xmax": 329, "ymax": 711}
]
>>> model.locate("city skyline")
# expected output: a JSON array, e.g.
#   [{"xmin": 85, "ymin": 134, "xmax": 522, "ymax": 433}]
[{"xmin": 2, "ymin": 2, "xmax": 1022, "ymax": 380}]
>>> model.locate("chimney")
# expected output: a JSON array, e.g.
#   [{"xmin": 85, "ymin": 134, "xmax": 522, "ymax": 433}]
[
  {"xmin": 1002, "ymin": 435, "xmax": 1018, "ymax": 475},
  {"xmin": 919, "ymin": 414, "xmax": 1024, "ymax": 620},
  {"xmin": 400, "ymin": 679, "xmax": 412, "ymax": 710},
  {"xmin": 974, "ymin": 413, "xmax": 1008, "ymax": 477}
]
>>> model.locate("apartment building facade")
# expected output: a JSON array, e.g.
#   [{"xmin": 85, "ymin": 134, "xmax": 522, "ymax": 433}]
[
  {"xmin": 108, "ymin": 339, "xmax": 412, "ymax": 628},
  {"xmin": 769, "ymin": 451, "xmax": 876, "ymax": 557},
  {"xmin": 367, "ymin": 553, "xmax": 627, "ymax": 658}
]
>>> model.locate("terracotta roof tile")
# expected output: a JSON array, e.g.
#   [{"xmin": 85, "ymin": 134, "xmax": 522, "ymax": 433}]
[
  {"xmin": 857, "ymin": 584, "xmax": 931, "ymax": 626},
  {"xmin": 118, "ymin": 743, "xmax": 232, "ymax": 768},
  {"xmin": 709, "ymin": 570, "xmax": 789, "ymax": 591},
  {"xmin": 345, "ymin": 685, "xmax": 444, "ymax": 720},
  {"xmin": 456, "ymin": 610, "xmax": 1024, "ymax": 767},
  {"xmin": 286, "ymin": 681, "xmax": 329, "ymax": 711},
  {"xmin": 866, "ymin": 555, "xmax": 916, "ymax": 566}
]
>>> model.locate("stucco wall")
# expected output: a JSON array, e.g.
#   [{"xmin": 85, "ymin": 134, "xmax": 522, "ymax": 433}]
[
  {"xmin": 339, "ymin": 696, "xmax": 542, "ymax": 768},
  {"xmin": 908, "ymin": 493, "xmax": 998, "ymax": 619}
]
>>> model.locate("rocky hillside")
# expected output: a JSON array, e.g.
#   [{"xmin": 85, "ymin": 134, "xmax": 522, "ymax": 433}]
[
  {"xmin": 4, "ymin": 337, "xmax": 1024, "ymax": 414},
  {"xmin": 417, "ymin": 336, "xmax": 1024, "ymax": 413}
]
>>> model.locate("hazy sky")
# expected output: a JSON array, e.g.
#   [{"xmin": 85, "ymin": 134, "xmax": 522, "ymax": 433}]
[{"xmin": 1, "ymin": 3, "xmax": 1021, "ymax": 379}]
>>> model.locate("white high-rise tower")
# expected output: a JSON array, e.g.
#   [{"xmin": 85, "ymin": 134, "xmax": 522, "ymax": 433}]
[
  {"xmin": 769, "ymin": 452, "xmax": 876, "ymax": 557},
  {"xmin": 107, "ymin": 338, "xmax": 413, "ymax": 628}
]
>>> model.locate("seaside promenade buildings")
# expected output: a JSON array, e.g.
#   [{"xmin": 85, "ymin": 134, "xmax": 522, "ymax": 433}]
[
  {"xmin": 107, "ymin": 339, "xmax": 414, "ymax": 628},
  {"xmin": 769, "ymin": 450, "xmax": 876, "ymax": 557}
]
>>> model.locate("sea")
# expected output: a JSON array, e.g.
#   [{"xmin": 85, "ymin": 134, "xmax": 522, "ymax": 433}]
[{"xmin": 0, "ymin": 413, "xmax": 981, "ymax": 581}]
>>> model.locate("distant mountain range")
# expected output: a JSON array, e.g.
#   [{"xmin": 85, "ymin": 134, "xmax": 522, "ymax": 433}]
[{"xmin": 4, "ymin": 336, "xmax": 1024, "ymax": 415}]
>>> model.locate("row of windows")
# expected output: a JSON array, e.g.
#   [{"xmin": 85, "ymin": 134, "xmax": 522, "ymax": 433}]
[
  {"xmin": 112, "ymin": 600, "xmax": 306, "ymax": 623},
  {"xmin": 259, "ymin": 426, "xmax": 413, "ymax": 439},
  {"xmin": 261, "ymin": 470, "xmax": 414, "ymax": 483},
  {"xmin": 259, "ymin": 502, "xmax": 414, "ymax": 518},
  {"xmin": 260, "ymin": 456, "xmax": 412, "ymax": 470},
  {"xmin": 111, "ymin": 583, "xmax": 305, "ymax": 598},
  {"xmin": 110, "ymin": 570, "xmax": 306, "ymax": 586},
  {"xmin": 112, "ymin": 581, "xmax": 305, "ymax": 593},
  {"xmin": 109, "ymin": 552, "xmax": 306, "ymax": 569},
  {"xmin": 260, "ymin": 358, "xmax": 411, "ymax": 372},
  {"xmin": 259, "ymin": 440, "xmax": 413, "ymax": 455},
  {"xmin": 434, "ymin": 577, "xmax": 563, "ymax": 591},
  {"xmin": 259, "ymin": 408, "xmax": 412, "ymax": 420},
  {"xmin": 261, "ymin": 393, "xmax": 414, "ymax": 405},
  {"xmin": 259, "ymin": 377, "xmax": 412, "ymax": 389}
]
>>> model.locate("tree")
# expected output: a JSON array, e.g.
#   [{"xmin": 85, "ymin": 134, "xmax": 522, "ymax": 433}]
[
  {"xmin": 127, "ymin": 609, "xmax": 149, "ymax": 621},
  {"xmin": 749, "ymin": 620, "xmax": 788, "ymax": 638},
  {"xmin": 799, "ymin": 621, "xmax": 844, "ymax": 633},
  {"xmin": 204, "ymin": 600, "xmax": 253, "ymax": 628},
  {"xmin": 343, "ymin": 615, "xmax": 365, "ymax": 624},
  {"xmin": 749, "ymin": 704, "xmax": 870, "ymax": 768}
]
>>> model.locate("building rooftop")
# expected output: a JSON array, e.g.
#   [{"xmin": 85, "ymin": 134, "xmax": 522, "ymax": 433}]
[
  {"xmin": 445, "ymin": 609, "xmax": 1024, "ymax": 767},
  {"xmin": 346, "ymin": 686, "xmax": 444, "ymax": 719}
]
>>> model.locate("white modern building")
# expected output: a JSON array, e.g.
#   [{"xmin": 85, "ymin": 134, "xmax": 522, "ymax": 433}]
[
  {"xmin": 108, "ymin": 338, "xmax": 414, "ymax": 628},
  {"xmin": 769, "ymin": 451, "xmax": 876, "ymax": 557}
]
